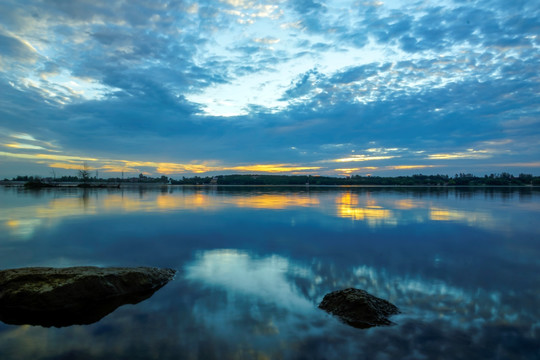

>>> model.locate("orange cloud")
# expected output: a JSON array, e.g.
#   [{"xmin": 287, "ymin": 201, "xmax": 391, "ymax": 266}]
[
  {"xmin": 427, "ymin": 150, "xmax": 491, "ymax": 160},
  {"xmin": 0, "ymin": 151, "xmax": 96, "ymax": 162},
  {"xmin": 156, "ymin": 163, "xmax": 214, "ymax": 174},
  {"xmin": 334, "ymin": 167, "xmax": 379, "ymax": 176},
  {"xmin": 100, "ymin": 164, "xmax": 139, "ymax": 173},
  {"xmin": 335, "ymin": 167, "xmax": 378, "ymax": 172},
  {"xmin": 387, "ymin": 165, "xmax": 439, "ymax": 170},
  {"xmin": 332, "ymin": 155, "xmax": 396, "ymax": 162},
  {"xmin": 228, "ymin": 164, "xmax": 321, "ymax": 173},
  {"xmin": 4, "ymin": 143, "xmax": 48, "ymax": 150},
  {"xmin": 48, "ymin": 162, "xmax": 91, "ymax": 170}
]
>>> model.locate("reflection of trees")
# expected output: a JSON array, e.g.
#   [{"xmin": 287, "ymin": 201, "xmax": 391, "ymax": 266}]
[
  {"xmin": 138, "ymin": 187, "xmax": 146, "ymax": 198},
  {"xmin": 1, "ymin": 186, "xmax": 539, "ymax": 359},
  {"xmin": 79, "ymin": 189, "xmax": 90, "ymax": 209}
]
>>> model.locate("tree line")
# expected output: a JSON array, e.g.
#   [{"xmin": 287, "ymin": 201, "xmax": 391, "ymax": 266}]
[
  {"xmin": 5, "ymin": 172, "xmax": 539, "ymax": 187},
  {"xmin": 172, "ymin": 173, "xmax": 539, "ymax": 186}
]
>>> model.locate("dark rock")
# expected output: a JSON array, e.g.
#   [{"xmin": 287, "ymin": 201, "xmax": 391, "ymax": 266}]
[
  {"xmin": 0, "ymin": 266, "xmax": 176, "ymax": 327},
  {"xmin": 319, "ymin": 288, "xmax": 400, "ymax": 329}
]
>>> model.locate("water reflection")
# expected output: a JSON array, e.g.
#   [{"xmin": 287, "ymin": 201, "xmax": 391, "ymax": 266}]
[
  {"xmin": 5, "ymin": 219, "xmax": 41, "ymax": 239},
  {"xmin": 231, "ymin": 193, "xmax": 319, "ymax": 209},
  {"xmin": 429, "ymin": 207, "xmax": 491, "ymax": 224},
  {"xmin": 1, "ymin": 188, "xmax": 323, "ymax": 238},
  {"xmin": 184, "ymin": 247, "xmax": 540, "ymax": 333},
  {"xmin": 185, "ymin": 249, "xmax": 315, "ymax": 313},
  {"xmin": 333, "ymin": 190, "xmax": 504, "ymax": 232},
  {"xmin": 336, "ymin": 192, "xmax": 396, "ymax": 226},
  {"xmin": 0, "ymin": 185, "xmax": 539, "ymax": 359},
  {"xmin": 2, "ymin": 186, "xmax": 539, "ymax": 239},
  {"xmin": 180, "ymin": 249, "xmax": 539, "ymax": 358},
  {"xmin": 394, "ymin": 198, "xmax": 423, "ymax": 209},
  {"xmin": 0, "ymin": 283, "xmax": 163, "ymax": 328}
]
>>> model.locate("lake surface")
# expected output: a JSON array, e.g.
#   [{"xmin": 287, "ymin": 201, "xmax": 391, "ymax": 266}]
[{"xmin": 1, "ymin": 185, "xmax": 539, "ymax": 359}]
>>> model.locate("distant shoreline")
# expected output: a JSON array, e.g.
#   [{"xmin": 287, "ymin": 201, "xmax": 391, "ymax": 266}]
[
  {"xmin": 1, "ymin": 182, "xmax": 538, "ymax": 189},
  {"xmin": 2, "ymin": 173, "xmax": 538, "ymax": 187}
]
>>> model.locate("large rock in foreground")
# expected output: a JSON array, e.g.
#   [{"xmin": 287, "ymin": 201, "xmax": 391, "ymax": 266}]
[
  {"xmin": 319, "ymin": 288, "xmax": 400, "ymax": 329},
  {"xmin": 0, "ymin": 266, "xmax": 176, "ymax": 327}
]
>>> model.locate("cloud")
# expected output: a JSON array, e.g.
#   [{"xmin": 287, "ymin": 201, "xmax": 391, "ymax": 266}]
[
  {"xmin": 0, "ymin": 152, "xmax": 97, "ymax": 162},
  {"xmin": 0, "ymin": 0, "xmax": 539, "ymax": 177},
  {"xmin": 228, "ymin": 164, "xmax": 320, "ymax": 173},
  {"xmin": 282, "ymin": 69, "xmax": 322, "ymax": 100},
  {"xmin": 0, "ymin": 33, "xmax": 38, "ymax": 62},
  {"xmin": 4, "ymin": 143, "xmax": 49, "ymax": 151},
  {"xmin": 427, "ymin": 150, "xmax": 493, "ymax": 160},
  {"xmin": 331, "ymin": 155, "xmax": 397, "ymax": 163},
  {"xmin": 253, "ymin": 37, "xmax": 280, "ymax": 45}
]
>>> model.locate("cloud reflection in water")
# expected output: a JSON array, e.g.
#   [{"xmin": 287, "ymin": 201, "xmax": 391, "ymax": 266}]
[
  {"xmin": 181, "ymin": 248, "xmax": 539, "ymax": 358},
  {"xmin": 185, "ymin": 249, "xmax": 315, "ymax": 312},
  {"xmin": 1, "ymin": 248, "xmax": 535, "ymax": 359}
]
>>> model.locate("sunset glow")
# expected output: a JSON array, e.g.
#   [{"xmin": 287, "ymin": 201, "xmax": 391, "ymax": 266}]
[{"xmin": 0, "ymin": 0, "xmax": 538, "ymax": 178}]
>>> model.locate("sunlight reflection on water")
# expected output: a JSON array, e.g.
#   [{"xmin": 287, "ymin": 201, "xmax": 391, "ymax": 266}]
[
  {"xmin": 2, "ymin": 186, "xmax": 535, "ymax": 238},
  {"xmin": 0, "ymin": 186, "xmax": 539, "ymax": 359}
]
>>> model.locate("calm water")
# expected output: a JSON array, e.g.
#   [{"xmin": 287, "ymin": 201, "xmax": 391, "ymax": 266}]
[{"xmin": 1, "ymin": 185, "xmax": 539, "ymax": 359}]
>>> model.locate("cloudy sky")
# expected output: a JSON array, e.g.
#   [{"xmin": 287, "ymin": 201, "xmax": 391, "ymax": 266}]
[{"xmin": 1, "ymin": 0, "xmax": 539, "ymax": 178}]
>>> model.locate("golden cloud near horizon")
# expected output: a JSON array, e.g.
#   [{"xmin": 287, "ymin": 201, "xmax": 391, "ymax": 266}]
[
  {"xmin": 387, "ymin": 165, "xmax": 438, "ymax": 170},
  {"xmin": 48, "ymin": 162, "xmax": 91, "ymax": 170},
  {"xmin": 0, "ymin": 151, "xmax": 98, "ymax": 162},
  {"xmin": 0, "ymin": 150, "xmax": 320, "ymax": 176},
  {"xmin": 427, "ymin": 149, "xmax": 491, "ymax": 160},
  {"xmin": 3, "ymin": 146, "xmax": 538, "ymax": 179},
  {"xmin": 5, "ymin": 143, "xmax": 48, "ymax": 150},
  {"xmin": 334, "ymin": 164, "xmax": 438, "ymax": 175},
  {"xmin": 332, "ymin": 155, "xmax": 396, "ymax": 162},
  {"xmin": 228, "ymin": 164, "xmax": 321, "ymax": 173}
]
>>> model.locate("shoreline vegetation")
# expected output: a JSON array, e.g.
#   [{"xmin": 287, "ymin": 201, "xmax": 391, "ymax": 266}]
[{"xmin": 1, "ymin": 173, "xmax": 539, "ymax": 188}]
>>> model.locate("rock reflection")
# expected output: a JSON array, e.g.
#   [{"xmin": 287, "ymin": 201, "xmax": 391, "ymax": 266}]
[
  {"xmin": 1, "ymin": 288, "xmax": 161, "ymax": 328},
  {"xmin": 181, "ymin": 249, "xmax": 539, "ymax": 358},
  {"xmin": 0, "ymin": 250, "xmax": 538, "ymax": 359},
  {"xmin": 185, "ymin": 248, "xmax": 539, "ymax": 336},
  {"xmin": 0, "ymin": 267, "xmax": 175, "ymax": 327},
  {"xmin": 184, "ymin": 248, "xmax": 539, "ymax": 333}
]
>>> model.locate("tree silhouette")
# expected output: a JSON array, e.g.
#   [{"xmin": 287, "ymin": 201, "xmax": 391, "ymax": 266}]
[{"xmin": 78, "ymin": 163, "xmax": 91, "ymax": 183}]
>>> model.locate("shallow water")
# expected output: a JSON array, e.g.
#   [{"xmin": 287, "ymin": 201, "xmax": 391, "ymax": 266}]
[{"xmin": 1, "ymin": 185, "xmax": 539, "ymax": 359}]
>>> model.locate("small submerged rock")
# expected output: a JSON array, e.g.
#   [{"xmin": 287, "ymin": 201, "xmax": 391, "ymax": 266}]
[
  {"xmin": 0, "ymin": 266, "xmax": 176, "ymax": 327},
  {"xmin": 319, "ymin": 288, "xmax": 400, "ymax": 329}
]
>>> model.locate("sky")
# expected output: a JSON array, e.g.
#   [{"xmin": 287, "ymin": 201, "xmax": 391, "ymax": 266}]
[{"xmin": 0, "ymin": 0, "xmax": 539, "ymax": 178}]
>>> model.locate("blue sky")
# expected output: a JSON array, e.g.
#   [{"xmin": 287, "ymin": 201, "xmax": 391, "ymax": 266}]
[{"xmin": 1, "ymin": 0, "xmax": 539, "ymax": 178}]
